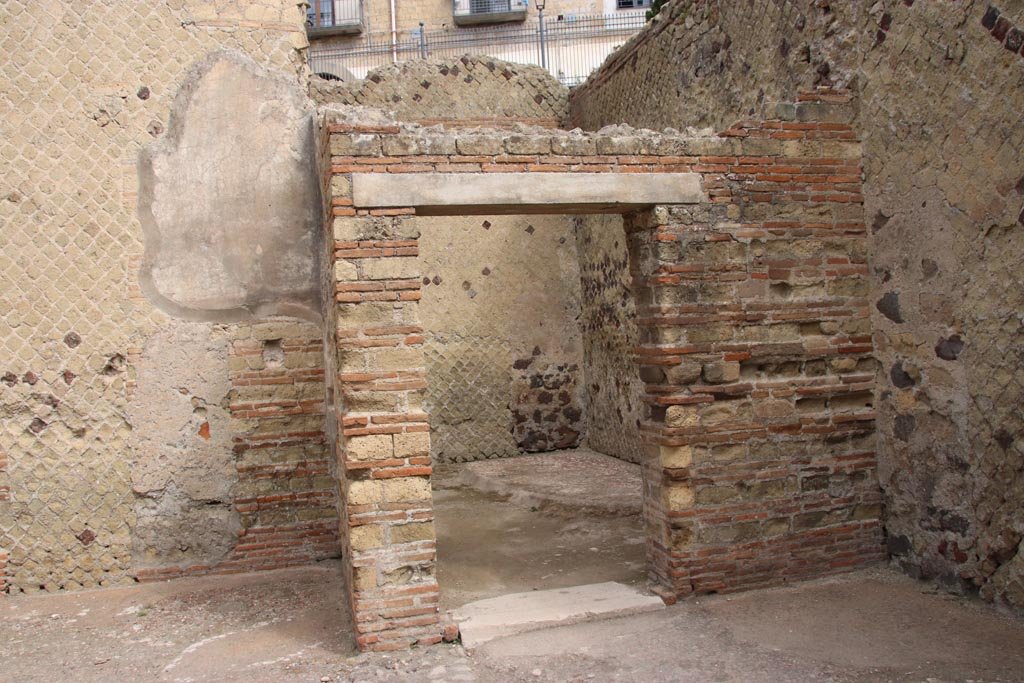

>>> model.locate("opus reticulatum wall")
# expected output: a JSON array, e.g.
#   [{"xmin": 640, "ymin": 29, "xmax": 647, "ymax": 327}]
[{"xmin": 0, "ymin": 0, "xmax": 337, "ymax": 596}]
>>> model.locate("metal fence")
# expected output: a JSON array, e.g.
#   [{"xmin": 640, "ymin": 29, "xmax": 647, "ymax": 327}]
[{"xmin": 308, "ymin": 11, "xmax": 647, "ymax": 87}]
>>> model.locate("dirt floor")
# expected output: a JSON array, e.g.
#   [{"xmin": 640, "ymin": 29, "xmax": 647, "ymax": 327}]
[
  {"xmin": 4, "ymin": 453, "xmax": 1024, "ymax": 681},
  {"xmin": 433, "ymin": 449, "xmax": 647, "ymax": 610},
  {"xmin": 3, "ymin": 564, "xmax": 1024, "ymax": 682}
]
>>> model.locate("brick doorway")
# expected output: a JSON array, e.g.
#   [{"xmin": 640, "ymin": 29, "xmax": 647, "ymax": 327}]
[{"xmin": 323, "ymin": 98, "xmax": 884, "ymax": 651}]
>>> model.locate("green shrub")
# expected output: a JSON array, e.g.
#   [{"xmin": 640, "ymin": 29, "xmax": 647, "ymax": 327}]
[{"xmin": 646, "ymin": 0, "xmax": 669, "ymax": 21}]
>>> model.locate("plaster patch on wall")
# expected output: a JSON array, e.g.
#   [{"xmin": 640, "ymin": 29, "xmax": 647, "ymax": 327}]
[
  {"xmin": 128, "ymin": 321, "xmax": 240, "ymax": 569},
  {"xmin": 137, "ymin": 50, "xmax": 322, "ymax": 323}
]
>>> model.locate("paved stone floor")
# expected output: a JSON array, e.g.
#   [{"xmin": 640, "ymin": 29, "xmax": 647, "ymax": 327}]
[
  {"xmin": 3, "ymin": 564, "xmax": 1024, "ymax": 681},
  {"xmin": 450, "ymin": 449, "xmax": 643, "ymax": 516}
]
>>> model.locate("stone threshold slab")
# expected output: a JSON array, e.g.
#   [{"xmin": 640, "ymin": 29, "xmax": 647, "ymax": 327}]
[{"xmin": 454, "ymin": 581, "xmax": 665, "ymax": 649}]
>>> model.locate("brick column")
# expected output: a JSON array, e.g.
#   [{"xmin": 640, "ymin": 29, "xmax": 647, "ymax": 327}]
[
  {"xmin": 327, "ymin": 197, "xmax": 441, "ymax": 650},
  {"xmin": 628, "ymin": 135, "xmax": 885, "ymax": 598},
  {"xmin": 623, "ymin": 207, "xmax": 684, "ymax": 601}
]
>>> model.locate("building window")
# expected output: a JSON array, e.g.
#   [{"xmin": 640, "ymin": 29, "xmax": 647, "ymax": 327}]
[
  {"xmin": 453, "ymin": 0, "xmax": 528, "ymax": 25},
  {"xmin": 616, "ymin": 0, "xmax": 651, "ymax": 8},
  {"xmin": 306, "ymin": 0, "xmax": 363, "ymax": 33},
  {"xmin": 468, "ymin": 0, "xmax": 514, "ymax": 13}
]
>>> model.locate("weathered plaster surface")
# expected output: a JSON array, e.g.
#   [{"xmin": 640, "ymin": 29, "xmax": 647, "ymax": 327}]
[
  {"xmin": 128, "ymin": 322, "xmax": 239, "ymax": 569},
  {"xmin": 138, "ymin": 50, "xmax": 322, "ymax": 323}
]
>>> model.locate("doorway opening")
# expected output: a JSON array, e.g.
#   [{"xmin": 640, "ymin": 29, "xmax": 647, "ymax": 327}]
[{"xmin": 413, "ymin": 212, "xmax": 648, "ymax": 611}]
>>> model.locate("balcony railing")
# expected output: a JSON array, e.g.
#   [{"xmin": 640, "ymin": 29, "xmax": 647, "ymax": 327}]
[
  {"xmin": 309, "ymin": 11, "xmax": 647, "ymax": 87},
  {"xmin": 453, "ymin": 0, "xmax": 529, "ymax": 26},
  {"xmin": 307, "ymin": 0, "xmax": 363, "ymax": 36}
]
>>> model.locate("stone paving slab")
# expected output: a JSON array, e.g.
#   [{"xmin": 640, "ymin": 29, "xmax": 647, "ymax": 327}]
[{"xmin": 454, "ymin": 581, "xmax": 664, "ymax": 649}]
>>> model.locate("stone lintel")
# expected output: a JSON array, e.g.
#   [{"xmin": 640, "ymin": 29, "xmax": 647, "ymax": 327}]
[{"xmin": 352, "ymin": 173, "xmax": 704, "ymax": 215}]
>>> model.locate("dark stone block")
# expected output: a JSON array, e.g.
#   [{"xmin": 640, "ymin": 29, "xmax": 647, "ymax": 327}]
[
  {"xmin": 890, "ymin": 361, "xmax": 916, "ymax": 388},
  {"xmin": 982, "ymin": 5, "xmax": 1000, "ymax": 30},
  {"xmin": 869, "ymin": 193, "xmax": 892, "ymax": 221},
  {"xmin": 992, "ymin": 16, "xmax": 1011, "ymax": 41},
  {"xmin": 887, "ymin": 533, "xmax": 912, "ymax": 556},
  {"xmin": 876, "ymin": 291, "xmax": 904, "ymax": 323},
  {"xmin": 1006, "ymin": 27, "xmax": 1024, "ymax": 52},
  {"xmin": 937, "ymin": 509, "xmax": 970, "ymax": 535},
  {"xmin": 894, "ymin": 413, "xmax": 916, "ymax": 441},
  {"xmin": 935, "ymin": 335, "xmax": 964, "ymax": 360}
]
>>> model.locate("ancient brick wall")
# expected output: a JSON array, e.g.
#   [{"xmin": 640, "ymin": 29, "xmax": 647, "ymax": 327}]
[
  {"xmin": 569, "ymin": 0, "xmax": 862, "ymax": 132},
  {"xmin": 326, "ymin": 106, "xmax": 882, "ymax": 646},
  {"xmin": 861, "ymin": 2, "xmax": 1024, "ymax": 608},
  {"xmin": 569, "ymin": 0, "xmax": 1024, "ymax": 609},
  {"xmin": 132, "ymin": 322, "xmax": 338, "ymax": 582},
  {"xmin": 624, "ymin": 99, "xmax": 883, "ymax": 595},
  {"xmin": 312, "ymin": 56, "xmax": 569, "ymax": 128},
  {"xmin": 0, "ymin": 1, "xmax": 333, "ymax": 594}
]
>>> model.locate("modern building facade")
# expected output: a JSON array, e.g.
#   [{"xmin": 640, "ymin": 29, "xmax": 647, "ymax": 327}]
[{"xmin": 306, "ymin": 0, "xmax": 652, "ymax": 84}]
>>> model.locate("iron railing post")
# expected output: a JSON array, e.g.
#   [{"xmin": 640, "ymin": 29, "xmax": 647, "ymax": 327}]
[
  {"xmin": 538, "ymin": 7, "xmax": 548, "ymax": 70},
  {"xmin": 419, "ymin": 22, "xmax": 428, "ymax": 58}
]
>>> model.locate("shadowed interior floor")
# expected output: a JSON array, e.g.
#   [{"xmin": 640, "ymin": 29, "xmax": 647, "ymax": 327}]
[{"xmin": 433, "ymin": 448, "xmax": 647, "ymax": 611}]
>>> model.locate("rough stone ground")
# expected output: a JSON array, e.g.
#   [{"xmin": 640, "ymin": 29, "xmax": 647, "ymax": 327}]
[
  {"xmin": 3, "ymin": 565, "xmax": 1024, "ymax": 682},
  {"xmin": 433, "ymin": 449, "xmax": 647, "ymax": 610}
]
